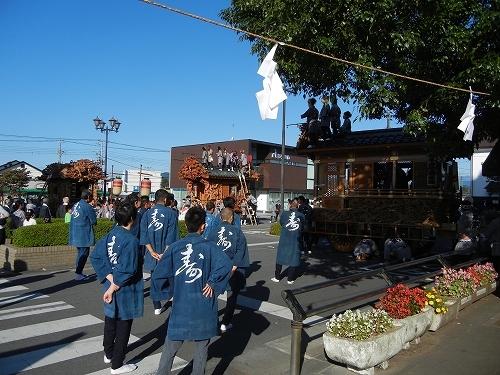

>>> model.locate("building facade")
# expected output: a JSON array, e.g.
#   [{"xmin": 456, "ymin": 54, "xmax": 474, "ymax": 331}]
[{"xmin": 170, "ymin": 139, "xmax": 314, "ymax": 211}]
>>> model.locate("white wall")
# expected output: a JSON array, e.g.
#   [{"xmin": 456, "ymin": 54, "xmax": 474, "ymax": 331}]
[{"xmin": 471, "ymin": 150, "xmax": 489, "ymax": 197}]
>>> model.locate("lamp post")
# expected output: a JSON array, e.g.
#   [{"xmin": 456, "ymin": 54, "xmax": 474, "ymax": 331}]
[{"xmin": 93, "ymin": 116, "xmax": 121, "ymax": 201}]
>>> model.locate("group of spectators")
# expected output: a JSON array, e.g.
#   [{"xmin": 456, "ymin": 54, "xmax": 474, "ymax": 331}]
[
  {"xmin": 201, "ymin": 146, "xmax": 253, "ymax": 175},
  {"xmin": 300, "ymin": 95, "xmax": 352, "ymax": 147}
]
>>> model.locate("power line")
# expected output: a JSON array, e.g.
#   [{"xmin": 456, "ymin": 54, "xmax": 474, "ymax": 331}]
[{"xmin": 138, "ymin": 0, "xmax": 491, "ymax": 97}]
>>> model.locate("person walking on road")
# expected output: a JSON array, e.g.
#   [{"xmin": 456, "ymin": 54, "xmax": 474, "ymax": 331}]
[
  {"xmin": 69, "ymin": 189, "xmax": 96, "ymax": 281},
  {"xmin": 271, "ymin": 199, "xmax": 304, "ymax": 284},
  {"xmin": 140, "ymin": 189, "xmax": 179, "ymax": 315},
  {"xmin": 90, "ymin": 201, "xmax": 144, "ymax": 375},
  {"xmin": 151, "ymin": 206, "xmax": 232, "ymax": 375},
  {"xmin": 207, "ymin": 208, "xmax": 250, "ymax": 333}
]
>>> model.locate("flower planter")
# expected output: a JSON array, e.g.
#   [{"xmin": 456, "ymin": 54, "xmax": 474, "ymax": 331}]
[
  {"xmin": 455, "ymin": 294, "xmax": 473, "ymax": 310},
  {"xmin": 487, "ymin": 280, "xmax": 497, "ymax": 295},
  {"xmin": 394, "ymin": 307, "xmax": 433, "ymax": 346},
  {"xmin": 428, "ymin": 300, "xmax": 459, "ymax": 332},
  {"xmin": 323, "ymin": 323, "xmax": 406, "ymax": 374},
  {"xmin": 473, "ymin": 286, "xmax": 488, "ymax": 302}
]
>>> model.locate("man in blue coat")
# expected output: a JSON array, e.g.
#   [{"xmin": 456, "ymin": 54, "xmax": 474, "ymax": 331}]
[
  {"xmin": 69, "ymin": 189, "xmax": 97, "ymax": 281},
  {"xmin": 207, "ymin": 207, "xmax": 250, "ymax": 332},
  {"xmin": 140, "ymin": 189, "xmax": 179, "ymax": 315},
  {"xmin": 271, "ymin": 199, "xmax": 305, "ymax": 284},
  {"xmin": 90, "ymin": 202, "xmax": 144, "ymax": 374},
  {"xmin": 207, "ymin": 196, "xmax": 241, "ymax": 236},
  {"xmin": 151, "ymin": 206, "xmax": 232, "ymax": 375}
]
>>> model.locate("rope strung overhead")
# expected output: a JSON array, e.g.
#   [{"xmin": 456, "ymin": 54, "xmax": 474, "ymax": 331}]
[{"xmin": 138, "ymin": 0, "xmax": 491, "ymax": 97}]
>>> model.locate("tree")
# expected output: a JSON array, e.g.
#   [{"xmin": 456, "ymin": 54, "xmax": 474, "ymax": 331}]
[
  {"xmin": 161, "ymin": 177, "xmax": 169, "ymax": 189},
  {"xmin": 220, "ymin": 0, "xmax": 500, "ymax": 159},
  {"xmin": 0, "ymin": 168, "xmax": 31, "ymax": 196}
]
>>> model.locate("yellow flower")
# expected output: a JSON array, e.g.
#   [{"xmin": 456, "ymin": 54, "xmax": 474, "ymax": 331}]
[
  {"xmin": 429, "ymin": 301, "xmax": 434, "ymax": 305},
  {"xmin": 436, "ymin": 308, "xmax": 441, "ymax": 313},
  {"xmin": 436, "ymin": 298, "xmax": 442, "ymax": 302},
  {"xmin": 425, "ymin": 301, "xmax": 428, "ymax": 305},
  {"xmin": 426, "ymin": 293, "xmax": 432, "ymax": 298}
]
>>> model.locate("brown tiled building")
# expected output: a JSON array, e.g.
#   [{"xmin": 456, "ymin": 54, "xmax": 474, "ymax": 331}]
[{"xmin": 171, "ymin": 140, "xmax": 314, "ymax": 211}]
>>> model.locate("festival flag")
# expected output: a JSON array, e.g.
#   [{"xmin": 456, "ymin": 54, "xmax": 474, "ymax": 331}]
[
  {"xmin": 255, "ymin": 44, "xmax": 287, "ymax": 120},
  {"xmin": 457, "ymin": 90, "xmax": 475, "ymax": 142}
]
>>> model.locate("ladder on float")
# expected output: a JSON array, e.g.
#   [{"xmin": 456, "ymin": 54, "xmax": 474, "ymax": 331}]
[{"xmin": 238, "ymin": 171, "xmax": 257, "ymax": 225}]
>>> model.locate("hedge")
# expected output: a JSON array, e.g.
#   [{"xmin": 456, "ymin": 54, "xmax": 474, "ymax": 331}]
[
  {"xmin": 10, "ymin": 218, "xmax": 189, "ymax": 248},
  {"xmin": 270, "ymin": 222, "xmax": 281, "ymax": 236}
]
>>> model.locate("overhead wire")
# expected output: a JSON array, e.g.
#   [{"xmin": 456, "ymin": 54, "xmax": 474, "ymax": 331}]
[{"xmin": 138, "ymin": 0, "xmax": 491, "ymax": 97}]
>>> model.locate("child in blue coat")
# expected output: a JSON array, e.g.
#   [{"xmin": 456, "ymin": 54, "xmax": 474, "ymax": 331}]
[
  {"xmin": 90, "ymin": 202, "xmax": 144, "ymax": 375},
  {"xmin": 151, "ymin": 206, "xmax": 232, "ymax": 375}
]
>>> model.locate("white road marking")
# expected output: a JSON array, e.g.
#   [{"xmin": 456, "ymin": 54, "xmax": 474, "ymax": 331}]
[
  {"xmin": 0, "ymin": 301, "xmax": 74, "ymax": 321},
  {"xmin": 0, "ymin": 315, "xmax": 103, "ymax": 344}
]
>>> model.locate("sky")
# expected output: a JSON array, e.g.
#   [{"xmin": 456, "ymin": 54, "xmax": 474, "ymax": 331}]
[{"xmin": 0, "ymin": 0, "xmax": 470, "ymax": 181}]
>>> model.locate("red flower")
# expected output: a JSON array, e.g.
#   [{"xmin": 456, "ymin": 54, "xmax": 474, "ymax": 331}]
[{"xmin": 376, "ymin": 284, "xmax": 427, "ymax": 319}]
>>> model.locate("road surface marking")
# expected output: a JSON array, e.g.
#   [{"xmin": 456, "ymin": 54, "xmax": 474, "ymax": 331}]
[{"xmin": 0, "ymin": 301, "xmax": 74, "ymax": 321}]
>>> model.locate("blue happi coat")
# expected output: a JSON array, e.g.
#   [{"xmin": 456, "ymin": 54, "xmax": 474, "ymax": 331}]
[
  {"xmin": 69, "ymin": 199, "xmax": 97, "ymax": 247},
  {"xmin": 150, "ymin": 233, "xmax": 232, "ymax": 341},
  {"xmin": 276, "ymin": 209, "xmax": 305, "ymax": 267},
  {"xmin": 209, "ymin": 211, "xmax": 241, "ymax": 235},
  {"xmin": 90, "ymin": 226, "xmax": 144, "ymax": 320},
  {"xmin": 207, "ymin": 222, "xmax": 250, "ymax": 291},
  {"xmin": 140, "ymin": 205, "xmax": 179, "ymax": 271}
]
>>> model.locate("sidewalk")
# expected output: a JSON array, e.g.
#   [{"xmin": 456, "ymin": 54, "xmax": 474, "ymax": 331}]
[{"xmin": 211, "ymin": 291, "xmax": 500, "ymax": 375}]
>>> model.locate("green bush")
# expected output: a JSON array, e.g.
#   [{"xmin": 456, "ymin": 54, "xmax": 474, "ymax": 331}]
[
  {"xmin": 270, "ymin": 222, "xmax": 282, "ymax": 236},
  {"xmin": 11, "ymin": 219, "xmax": 115, "ymax": 247},
  {"xmin": 9, "ymin": 218, "xmax": 189, "ymax": 247},
  {"xmin": 178, "ymin": 221, "xmax": 188, "ymax": 239}
]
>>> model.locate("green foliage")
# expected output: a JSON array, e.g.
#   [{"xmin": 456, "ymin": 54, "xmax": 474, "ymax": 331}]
[
  {"xmin": 178, "ymin": 221, "xmax": 188, "ymax": 239},
  {"xmin": 220, "ymin": 0, "xmax": 500, "ymax": 159},
  {"xmin": 11, "ymin": 219, "xmax": 115, "ymax": 247},
  {"xmin": 0, "ymin": 168, "xmax": 31, "ymax": 195},
  {"xmin": 9, "ymin": 219, "xmax": 188, "ymax": 247},
  {"xmin": 270, "ymin": 222, "xmax": 282, "ymax": 236}
]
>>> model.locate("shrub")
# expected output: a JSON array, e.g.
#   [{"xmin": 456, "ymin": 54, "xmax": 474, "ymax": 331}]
[
  {"xmin": 270, "ymin": 222, "xmax": 282, "ymax": 236},
  {"xmin": 9, "ymin": 219, "xmax": 188, "ymax": 247},
  {"xmin": 467, "ymin": 263, "xmax": 498, "ymax": 285},
  {"xmin": 435, "ymin": 267, "xmax": 481, "ymax": 298}
]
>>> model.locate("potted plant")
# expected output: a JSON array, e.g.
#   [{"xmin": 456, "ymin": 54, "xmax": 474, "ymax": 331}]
[
  {"xmin": 467, "ymin": 263, "xmax": 498, "ymax": 297},
  {"xmin": 377, "ymin": 284, "xmax": 432, "ymax": 345},
  {"xmin": 323, "ymin": 309, "xmax": 406, "ymax": 372},
  {"xmin": 425, "ymin": 286, "xmax": 459, "ymax": 331},
  {"xmin": 435, "ymin": 267, "xmax": 480, "ymax": 310}
]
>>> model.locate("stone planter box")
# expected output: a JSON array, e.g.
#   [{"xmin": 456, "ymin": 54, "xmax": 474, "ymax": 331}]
[
  {"xmin": 487, "ymin": 281, "xmax": 497, "ymax": 295},
  {"xmin": 454, "ymin": 294, "xmax": 473, "ymax": 311},
  {"xmin": 323, "ymin": 323, "xmax": 406, "ymax": 374},
  {"xmin": 394, "ymin": 307, "xmax": 433, "ymax": 346},
  {"xmin": 473, "ymin": 285, "xmax": 488, "ymax": 302},
  {"xmin": 428, "ymin": 300, "xmax": 459, "ymax": 332}
]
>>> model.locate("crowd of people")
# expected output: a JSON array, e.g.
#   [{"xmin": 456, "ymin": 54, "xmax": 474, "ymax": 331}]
[
  {"xmin": 299, "ymin": 95, "xmax": 352, "ymax": 147},
  {"xmin": 201, "ymin": 146, "xmax": 253, "ymax": 175}
]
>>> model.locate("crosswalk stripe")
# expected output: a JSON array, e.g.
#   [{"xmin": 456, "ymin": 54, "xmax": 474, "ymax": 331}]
[
  {"xmin": 85, "ymin": 353, "xmax": 188, "ymax": 375},
  {"xmin": 0, "ymin": 280, "xmax": 28, "ymax": 293},
  {"xmin": 0, "ymin": 292, "xmax": 48, "ymax": 308},
  {"xmin": 0, "ymin": 334, "xmax": 140, "ymax": 375},
  {"xmin": 0, "ymin": 301, "xmax": 74, "ymax": 321},
  {"xmin": 0, "ymin": 314, "xmax": 103, "ymax": 344}
]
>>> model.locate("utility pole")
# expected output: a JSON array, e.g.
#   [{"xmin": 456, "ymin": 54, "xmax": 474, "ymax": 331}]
[{"xmin": 57, "ymin": 140, "xmax": 65, "ymax": 163}]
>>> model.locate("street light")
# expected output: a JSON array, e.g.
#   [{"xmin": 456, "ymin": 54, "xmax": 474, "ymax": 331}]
[{"xmin": 93, "ymin": 116, "xmax": 121, "ymax": 201}]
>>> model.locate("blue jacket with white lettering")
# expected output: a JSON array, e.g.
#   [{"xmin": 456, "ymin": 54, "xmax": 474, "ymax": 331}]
[
  {"xmin": 276, "ymin": 209, "xmax": 304, "ymax": 267},
  {"xmin": 69, "ymin": 199, "xmax": 97, "ymax": 247},
  {"xmin": 140, "ymin": 205, "xmax": 179, "ymax": 271},
  {"xmin": 150, "ymin": 233, "xmax": 232, "ymax": 341},
  {"xmin": 90, "ymin": 226, "xmax": 144, "ymax": 320}
]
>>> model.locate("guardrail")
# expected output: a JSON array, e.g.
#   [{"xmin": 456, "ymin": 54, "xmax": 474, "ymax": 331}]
[{"xmin": 281, "ymin": 249, "xmax": 488, "ymax": 375}]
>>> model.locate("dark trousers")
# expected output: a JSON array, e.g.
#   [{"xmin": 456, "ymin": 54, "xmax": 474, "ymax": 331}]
[
  {"xmin": 75, "ymin": 247, "xmax": 89, "ymax": 274},
  {"xmin": 150, "ymin": 269, "xmax": 162, "ymax": 309},
  {"xmin": 103, "ymin": 316, "xmax": 133, "ymax": 370},
  {"xmin": 222, "ymin": 271, "xmax": 245, "ymax": 326},
  {"xmin": 275, "ymin": 264, "xmax": 295, "ymax": 282},
  {"xmin": 156, "ymin": 337, "xmax": 210, "ymax": 375},
  {"xmin": 0, "ymin": 228, "xmax": 5, "ymax": 245}
]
